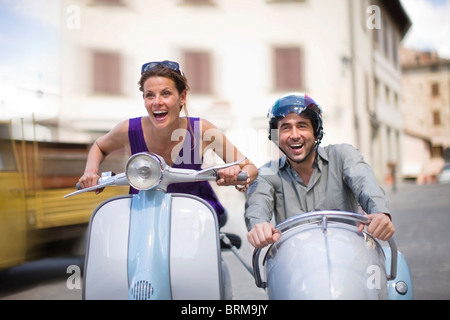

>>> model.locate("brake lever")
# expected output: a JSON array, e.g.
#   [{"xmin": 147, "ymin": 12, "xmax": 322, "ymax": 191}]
[
  {"xmin": 197, "ymin": 158, "xmax": 247, "ymax": 180},
  {"xmin": 64, "ymin": 172, "xmax": 128, "ymax": 198}
]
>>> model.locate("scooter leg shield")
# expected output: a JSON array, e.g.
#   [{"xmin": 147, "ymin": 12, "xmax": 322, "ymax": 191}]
[
  {"xmin": 83, "ymin": 192, "xmax": 225, "ymax": 300},
  {"xmin": 170, "ymin": 194, "xmax": 224, "ymax": 300},
  {"xmin": 83, "ymin": 196, "xmax": 132, "ymax": 300}
]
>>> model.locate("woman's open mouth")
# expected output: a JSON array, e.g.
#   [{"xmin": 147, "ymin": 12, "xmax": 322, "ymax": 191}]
[{"xmin": 153, "ymin": 110, "xmax": 168, "ymax": 121}]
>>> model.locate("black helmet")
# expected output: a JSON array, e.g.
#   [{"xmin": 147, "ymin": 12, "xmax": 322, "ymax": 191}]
[{"xmin": 268, "ymin": 93, "xmax": 323, "ymax": 141}]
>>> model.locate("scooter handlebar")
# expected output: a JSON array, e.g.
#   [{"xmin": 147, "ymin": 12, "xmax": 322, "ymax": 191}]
[
  {"xmin": 68, "ymin": 160, "xmax": 248, "ymax": 198},
  {"xmin": 237, "ymin": 171, "xmax": 248, "ymax": 181}
]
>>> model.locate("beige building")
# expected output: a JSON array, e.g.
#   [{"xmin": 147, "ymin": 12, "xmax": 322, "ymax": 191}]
[
  {"xmin": 57, "ymin": 0, "xmax": 410, "ymax": 186},
  {"xmin": 400, "ymin": 47, "xmax": 450, "ymax": 183}
]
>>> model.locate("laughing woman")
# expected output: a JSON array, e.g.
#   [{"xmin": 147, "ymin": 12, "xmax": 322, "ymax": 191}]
[{"xmin": 78, "ymin": 60, "xmax": 258, "ymax": 227}]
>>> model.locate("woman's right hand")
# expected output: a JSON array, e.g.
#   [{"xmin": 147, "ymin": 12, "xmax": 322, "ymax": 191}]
[{"xmin": 78, "ymin": 171, "xmax": 103, "ymax": 194}]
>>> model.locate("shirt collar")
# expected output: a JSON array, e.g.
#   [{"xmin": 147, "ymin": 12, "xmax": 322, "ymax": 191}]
[{"xmin": 317, "ymin": 145, "xmax": 328, "ymax": 162}]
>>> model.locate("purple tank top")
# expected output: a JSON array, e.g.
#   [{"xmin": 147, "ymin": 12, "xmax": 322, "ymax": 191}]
[{"xmin": 128, "ymin": 117, "xmax": 225, "ymax": 218}]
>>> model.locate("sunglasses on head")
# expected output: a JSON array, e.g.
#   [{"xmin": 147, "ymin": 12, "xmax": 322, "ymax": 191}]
[{"xmin": 141, "ymin": 60, "xmax": 182, "ymax": 75}]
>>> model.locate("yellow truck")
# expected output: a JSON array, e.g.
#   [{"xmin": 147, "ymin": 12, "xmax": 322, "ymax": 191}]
[{"xmin": 0, "ymin": 120, "xmax": 128, "ymax": 270}]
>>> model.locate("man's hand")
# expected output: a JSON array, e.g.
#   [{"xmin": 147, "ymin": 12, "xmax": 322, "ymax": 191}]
[
  {"xmin": 247, "ymin": 222, "xmax": 281, "ymax": 248},
  {"xmin": 357, "ymin": 213, "xmax": 395, "ymax": 241}
]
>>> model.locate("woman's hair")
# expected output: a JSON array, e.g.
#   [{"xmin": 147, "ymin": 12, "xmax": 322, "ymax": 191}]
[{"xmin": 138, "ymin": 65, "xmax": 190, "ymax": 112}]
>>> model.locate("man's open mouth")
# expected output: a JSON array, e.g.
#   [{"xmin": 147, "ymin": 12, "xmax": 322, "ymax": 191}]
[{"xmin": 290, "ymin": 143, "xmax": 303, "ymax": 150}]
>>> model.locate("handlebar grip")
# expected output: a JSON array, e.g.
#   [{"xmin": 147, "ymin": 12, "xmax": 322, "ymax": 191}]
[{"xmin": 237, "ymin": 172, "xmax": 248, "ymax": 181}]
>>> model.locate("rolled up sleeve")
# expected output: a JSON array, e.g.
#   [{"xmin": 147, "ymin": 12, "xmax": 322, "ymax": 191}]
[{"xmin": 341, "ymin": 144, "xmax": 390, "ymax": 215}]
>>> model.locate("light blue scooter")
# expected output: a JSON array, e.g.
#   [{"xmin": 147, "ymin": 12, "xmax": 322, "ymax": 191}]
[{"xmin": 65, "ymin": 152, "xmax": 247, "ymax": 300}]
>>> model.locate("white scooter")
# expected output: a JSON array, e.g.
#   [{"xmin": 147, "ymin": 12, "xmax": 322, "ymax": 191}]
[
  {"xmin": 252, "ymin": 211, "xmax": 413, "ymax": 300},
  {"xmin": 65, "ymin": 152, "xmax": 248, "ymax": 300}
]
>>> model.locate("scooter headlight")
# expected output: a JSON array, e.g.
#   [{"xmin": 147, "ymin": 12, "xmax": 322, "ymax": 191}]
[{"xmin": 126, "ymin": 153, "xmax": 163, "ymax": 190}]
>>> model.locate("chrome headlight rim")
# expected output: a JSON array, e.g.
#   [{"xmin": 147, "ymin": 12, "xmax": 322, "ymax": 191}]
[{"xmin": 125, "ymin": 152, "xmax": 164, "ymax": 191}]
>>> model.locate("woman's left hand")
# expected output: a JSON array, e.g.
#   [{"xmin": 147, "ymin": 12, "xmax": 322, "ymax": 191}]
[{"xmin": 216, "ymin": 165, "xmax": 249, "ymax": 191}]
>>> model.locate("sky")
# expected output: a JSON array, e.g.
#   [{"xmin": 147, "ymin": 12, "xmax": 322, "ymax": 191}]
[
  {"xmin": 0, "ymin": 0, "xmax": 61, "ymax": 120},
  {"xmin": 400, "ymin": 0, "xmax": 450, "ymax": 58},
  {"xmin": 0, "ymin": 0, "xmax": 449, "ymax": 120},
  {"xmin": 0, "ymin": 0, "xmax": 60, "ymax": 82}
]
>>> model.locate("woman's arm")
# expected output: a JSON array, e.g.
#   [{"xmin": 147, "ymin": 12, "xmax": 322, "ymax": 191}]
[
  {"xmin": 78, "ymin": 120, "xmax": 130, "ymax": 190},
  {"xmin": 200, "ymin": 118, "xmax": 258, "ymax": 188}
]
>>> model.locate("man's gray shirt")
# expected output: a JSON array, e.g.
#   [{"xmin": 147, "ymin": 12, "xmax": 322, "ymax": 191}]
[{"xmin": 245, "ymin": 143, "xmax": 390, "ymax": 230}]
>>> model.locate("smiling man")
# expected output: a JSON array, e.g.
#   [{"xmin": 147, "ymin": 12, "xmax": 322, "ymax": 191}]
[{"xmin": 244, "ymin": 93, "xmax": 395, "ymax": 248}]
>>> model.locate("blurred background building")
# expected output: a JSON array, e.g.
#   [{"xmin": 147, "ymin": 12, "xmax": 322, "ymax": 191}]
[
  {"xmin": 54, "ymin": 0, "xmax": 410, "ymax": 186},
  {"xmin": 400, "ymin": 47, "xmax": 450, "ymax": 183},
  {"xmin": 3, "ymin": 0, "xmax": 449, "ymax": 185}
]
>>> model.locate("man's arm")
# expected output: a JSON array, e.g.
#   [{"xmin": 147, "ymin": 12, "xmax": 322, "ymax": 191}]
[
  {"xmin": 245, "ymin": 171, "xmax": 280, "ymax": 248},
  {"xmin": 340, "ymin": 144, "xmax": 395, "ymax": 240}
]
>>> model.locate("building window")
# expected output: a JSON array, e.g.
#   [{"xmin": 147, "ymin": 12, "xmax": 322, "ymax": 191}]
[
  {"xmin": 374, "ymin": 77, "xmax": 379, "ymax": 98},
  {"xmin": 180, "ymin": 0, "xmax": 215, "ymax": 5},
  {"xmin": 267, "ymin": 0, "xmax": 306, "ymax": 3},
  {"xmin": 90, "ymin": 0, "xmax": 124, "ymax": 5},
  {"xmin": 382, "ymin": 15, "xmax": 389, "ymax": 58},
  {"xmin": 392, "ymin": 31, "xmax": 399, "ymax": 66},
  {"xmin": 364, "ymin": 72, "xmax": 370, "ymax": 111},
  {"xmin": 433, "ymin": 110, "xmax": 441, "ymax": 126},
  {"xmin": 274, "ymin": 46, "xmax": 303, "ymax": 90},
  {"xmin": 372, "ymin": 25, "xmax": 380, "ymax": 50},
  {"xmin": 183, "ymin": 51, "xmax": 212, "ymax": 94},
  {"xmin": 431, "ymin": 145, "xmax": 443, "ymax": 158},
  {"xmin": 92, "ymin": 50, "xmax": 122, "ymax": 95},
  {"xmin": 431, "ymin": 83, "xmax": 440, "ymax": 97}
]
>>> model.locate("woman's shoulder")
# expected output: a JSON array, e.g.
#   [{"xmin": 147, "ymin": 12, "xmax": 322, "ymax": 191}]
[{"xmin": 128, "ymin": 116, "xmax": 143, "ymax": 131}]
